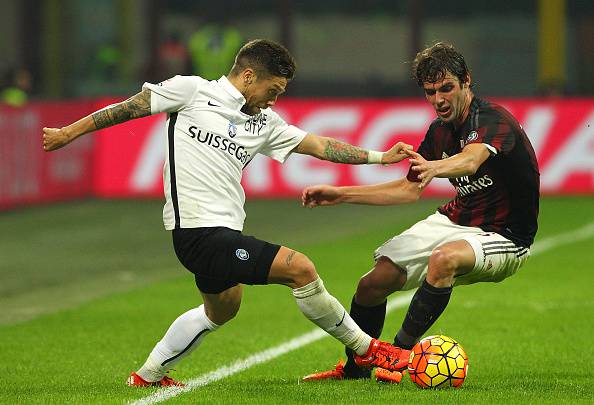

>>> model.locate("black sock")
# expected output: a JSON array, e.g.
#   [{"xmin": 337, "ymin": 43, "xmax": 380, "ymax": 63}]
[
  {"xmin": 343, "ymin": 296, "xmax": 386, "ymax": 378},
  {"xmin": 394, "ymin": 279, "xmax": 452, "ymax": 349}
]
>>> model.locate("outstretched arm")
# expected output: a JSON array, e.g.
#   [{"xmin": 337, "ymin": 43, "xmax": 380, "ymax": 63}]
[
  {"xmin": 294, "ymin": 134, "xmax": 412, "ymax": 165},
  {"xmin": 406, "ymin": 143, "xmax": 491, "ymax": 189},
  {"xmin": 302, "ymin": 178, "xmax": 422, "ymax": 208},
  {"xmin": 42, "ymin": 89, "xmax": 152, "ymax": 151}
]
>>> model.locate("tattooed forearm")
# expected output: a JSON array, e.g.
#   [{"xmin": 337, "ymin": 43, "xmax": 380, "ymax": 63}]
[
  {"xmin": 92, "ymin": 89, "xmax": 151, "ymax": 130},
  {"xmin": 286, "ymin": 250, "xmax": 297, "ymax": 267},
  {"xmin": 323, "ymin": 139, "xmax": 368, "ymax": 164}
]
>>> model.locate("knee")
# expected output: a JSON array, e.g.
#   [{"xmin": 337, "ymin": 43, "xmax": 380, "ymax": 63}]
[
  {"xmin": 355, "ymin": 260, "xmax": 405, "ymax": 306},
  {"xmin": 289, "ymin": 252, "xmax": 318, "ymax": 287},
  {"xmin": 355, "ymin": 275, "xmax": 384, "ymax": 305},
  {"xmin": 427, "ymin": 247, "xmax": 458, "ymax": 284}
]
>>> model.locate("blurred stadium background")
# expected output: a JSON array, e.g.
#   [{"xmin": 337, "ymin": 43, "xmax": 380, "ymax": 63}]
[
  {"xmin": 2, "ymin": 0, "xmax": 593, "ymax": 208},
  {"xmin": 1, "ymin": 1, "xmax": 593, "ymax": 403},
  {"xmin": 2, "ymin": 0, "xmax": 594, "ymax": 203}
]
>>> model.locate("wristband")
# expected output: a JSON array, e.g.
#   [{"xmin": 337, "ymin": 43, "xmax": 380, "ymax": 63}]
[{"xmin": 367, "ymin": 150, "xmax": 384, "ymax": 164}]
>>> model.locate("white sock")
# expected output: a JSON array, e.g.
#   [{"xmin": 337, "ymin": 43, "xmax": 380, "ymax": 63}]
[
  {"xmin": 136, "ymin": 305, "xmax": 219, "ymax": 382},
  {"xmin": 292, "ymin": 277, "xmax": 372, "ymax": 356}
]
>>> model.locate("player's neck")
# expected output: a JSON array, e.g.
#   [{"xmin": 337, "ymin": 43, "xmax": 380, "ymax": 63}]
[
  {"xmin": 452, "ymin": 92, "xmax": 474, "ymax": 129},
  {"xmin": 226, "ymin": 74, "xmax": 246, "ymax": 95}
]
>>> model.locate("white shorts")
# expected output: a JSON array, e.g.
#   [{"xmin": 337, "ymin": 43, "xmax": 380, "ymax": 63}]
[{"xmin": 374, "ymin": 212, "xmax": 530, "ymax": 291}]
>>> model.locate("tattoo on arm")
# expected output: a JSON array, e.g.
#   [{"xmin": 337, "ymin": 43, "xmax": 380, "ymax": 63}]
[
  {"xmin": 323, "ymin": 139, "xmax": 368, "ymax": 164},
  {"xmin": 92, "ymin": 89, "xmax": 151, "ymax": 130},
  {"xmin": 286, "ymin": 250, "xmax": 297, "ymax": 267}
]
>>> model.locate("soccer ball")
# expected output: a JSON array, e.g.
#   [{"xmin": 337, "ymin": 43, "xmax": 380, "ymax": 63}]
[{"xmin": 407, "ymin": 335, "xmax": 469, "ymax": 389}]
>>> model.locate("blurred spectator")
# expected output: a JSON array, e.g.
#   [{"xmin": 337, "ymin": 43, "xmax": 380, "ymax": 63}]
[
  {"xmin": 92, "ymin": 43, "xmax": 121, "ymax": 81},
  {"xmin": 188, "ymin": 24, "xmax": 242, "ymax": 79},
  {"xmin": 0, "ymin": 67, "xmax": 32, "ymax": 107},
  {"xmin": 158, "ymin": 32, "xmax": 191, "ymax": 78}
]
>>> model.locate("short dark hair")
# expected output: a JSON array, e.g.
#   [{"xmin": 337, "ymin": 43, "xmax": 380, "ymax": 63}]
[
  {"xmin": 230, "ymin": 39, "xmax": 296, "ymax": 80},
  {"xmin": 412, "ymin": 42, "xmax": 470, "ymax": 87}
]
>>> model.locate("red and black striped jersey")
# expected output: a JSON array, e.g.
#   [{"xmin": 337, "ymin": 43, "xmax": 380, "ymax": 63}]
[{"xmin": 407, "ymin": 97, "xmax": 540, "ymax": 247}]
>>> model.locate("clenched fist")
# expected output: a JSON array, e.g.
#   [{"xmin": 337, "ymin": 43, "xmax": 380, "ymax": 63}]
[{"xmin": 42, "ymin": 127, "xmax": 73, "ymax": 151}]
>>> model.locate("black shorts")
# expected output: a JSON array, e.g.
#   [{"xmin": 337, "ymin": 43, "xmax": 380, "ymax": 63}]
[{"xmin": 172, "ymin": 227, "xmax": 281, "ymax": 294}]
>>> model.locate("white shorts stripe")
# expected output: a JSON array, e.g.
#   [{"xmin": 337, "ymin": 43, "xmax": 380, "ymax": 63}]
[{"xmin": 374, "ymin": 212, "xmax": 530, "ymax": 290}]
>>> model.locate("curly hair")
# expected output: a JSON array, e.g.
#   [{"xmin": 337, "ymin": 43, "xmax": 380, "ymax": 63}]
[
  {"xmin": 230, "ymin": 39, "xmax": 296, "ymax": 80},
  {"xmin": 412, "ymin": 42, "xmax": 470, "ymax": 87}
]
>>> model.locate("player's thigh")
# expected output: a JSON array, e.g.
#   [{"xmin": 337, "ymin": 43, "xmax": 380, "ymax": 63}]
[
  {"xmin": 455, "ymin": 232, "xmax": 530, "ymax": 286},
  {"xmin": 172, "ymin": 227, "xmax": 281, "ymax": 291},
  {"xmin": 374, "ymin": 212, "xmax": 461, "ymax": 290},
  {"xmin": 429, "ymin": 240, "xmax": 477, "ymax": 276},
  {"xmin": 267, "ymin": 246, "xmax": 317, "ymax": 288}
]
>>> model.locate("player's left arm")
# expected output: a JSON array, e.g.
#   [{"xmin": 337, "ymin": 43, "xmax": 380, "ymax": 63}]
[
  {"xmin": 42, "ymin": 89, "xmax": 152, "ymax": 151},
  {"xmin": 406, "ymin": 143, "xmax": 491, "ymax": 189},
  {"xmin": 294, "ymin": 133, "xmax": 412, "ymax": 165}
]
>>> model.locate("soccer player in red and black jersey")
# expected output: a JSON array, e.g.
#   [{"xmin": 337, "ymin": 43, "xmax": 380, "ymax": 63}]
[{"xmin": 301, "ymin": 42, "xmax": 540, "ymax": 383}]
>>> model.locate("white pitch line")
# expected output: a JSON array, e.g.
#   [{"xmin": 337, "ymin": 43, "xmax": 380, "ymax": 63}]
[
  {"xmin": 130, "ymin": 293, "xmax": 414, "ymax": 405},
  {"xmin": 530, "ymin": 221, "xmax": 594, "ymax": 255},
  {"xmin": 130, "ymin": 221, "xmax": 594, "ymax": 405}
]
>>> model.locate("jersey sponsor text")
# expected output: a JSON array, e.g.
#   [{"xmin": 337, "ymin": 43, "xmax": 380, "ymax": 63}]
[
  {"xmin": 452, "ymin": 174, "xmax": 494, "ymax": 197},
  {"xmin": 188, "ymin": 125, "xmax": 251, "ymax": 166}
]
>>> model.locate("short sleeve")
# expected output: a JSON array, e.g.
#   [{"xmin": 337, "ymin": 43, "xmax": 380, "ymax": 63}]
[
  {"xmin": 259, "ymin": 110, "xmax": 307, "ymax": 163},
  {"xmin": 466, "ymin": 109, "xmax": 515, "ymax": 156},
  {"xmin": 142, "ymin": 75, "xmax": 202, "ymax": 114}
]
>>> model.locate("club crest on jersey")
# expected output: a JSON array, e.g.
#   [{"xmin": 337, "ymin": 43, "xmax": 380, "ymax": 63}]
[
  {"xmin": 228, "ymin": 122, "xmax": 237, "ymax": 138},
  {"xmin": 236, "ymin": 248, "xmax": 249, "ymax": 261},
  {"xmin": 466, "ymin": 131, "xmax": 478, "ymax": 143}
]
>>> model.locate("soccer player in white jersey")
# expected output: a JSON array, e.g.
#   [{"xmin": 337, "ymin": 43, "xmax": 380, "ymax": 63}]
[{"xmin": 42, "ymin": 39, "xmax": 412, "ymax": 387}]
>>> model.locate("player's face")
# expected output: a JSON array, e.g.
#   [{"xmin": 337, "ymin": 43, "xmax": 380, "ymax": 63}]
[
  {"xmin": 243, "ymin": 75, "xmax": 287, "ymax": 115},
  {"xmin": 423, "ymin": 72, "xmax": 472, "ymax": 125}
]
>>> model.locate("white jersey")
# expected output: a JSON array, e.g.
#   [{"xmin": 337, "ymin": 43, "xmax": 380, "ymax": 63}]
[{"xmin": 142, "ymin": 75, "xmax": 307, "ymax": 231}]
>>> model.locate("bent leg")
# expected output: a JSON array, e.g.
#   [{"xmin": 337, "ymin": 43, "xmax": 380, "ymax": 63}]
[
  {"xmin": 344, "ymin": 257, "xmax": 407, "ymax": 376},
  {"xmin": 395, "ymin": 240, "xmax": 475, "ymax": 348},
  {"xmin": 268, "ymin": 246, "xmax": 372, "ymax": 356},
  {"xmin": 350, "ymin": 257, "xmax": 407, "ymax": 345},
  {"xmin": 355, "ymin": 257, "xmax": 408, "ymax": 306},
  {"xmin": 426, "ymin": 240, "xmax": 476, "ymax": 287},
  {"xmin": 201, "ymin": 284, "xmax": 243, "ymax": 325},
  {"xmin": 136, "ymin": 285, "xmax": 242, "ymax": 382},
  {"xmin": 267, "ymin": 246, "xmax": 317, "ymax": 288}
]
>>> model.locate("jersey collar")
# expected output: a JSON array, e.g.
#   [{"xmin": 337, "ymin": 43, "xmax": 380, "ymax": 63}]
[{"xmin": 217, "ymin": 76, "xmax": 247, "ymax": 109}]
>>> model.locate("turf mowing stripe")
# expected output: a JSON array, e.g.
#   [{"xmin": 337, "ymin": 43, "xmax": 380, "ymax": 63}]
[
  {"xmin": 130, "ymin": 221, "xmax": 594, "ymax": 405},
  {"xmin": 530, "ymin": 221, "xmax": 594, "ymax": 255}
]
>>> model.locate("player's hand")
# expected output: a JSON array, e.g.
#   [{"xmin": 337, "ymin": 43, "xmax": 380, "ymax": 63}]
[
  {"xmin": 42, "ymin": 127, "xmax": 72, "ymax": 151},
  {"xmin": 405, "ymin": 149, "xmax": 437, "ymax": 189},
  {"xmin": 302, "ymin": 185, "xmax": 343, "ymax": 208},
  {"xmin": 381, "ymin": 142, "xmax": 414, "ymax": 164}
]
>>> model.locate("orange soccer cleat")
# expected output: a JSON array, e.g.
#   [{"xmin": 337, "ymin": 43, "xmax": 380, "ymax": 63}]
[
  {"xmin": 353, "ymin": 339, "xmax": 410, "ymax": 372},
  {"xmin": 126, "ymin": 372, "xmax": 185, "ymax": 388},
  {"xmin": 302, "ymin": 361, "xmax": 346, "ymax": 382},
  {"xmin": 375, "ymin": 367, "xmax": 404, "ymax": 384}
]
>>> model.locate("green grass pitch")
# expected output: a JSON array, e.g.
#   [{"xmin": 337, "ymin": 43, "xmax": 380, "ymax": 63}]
[{"xmin": 1, "ymin": 196, "xmax": 593, "ymax": 404}]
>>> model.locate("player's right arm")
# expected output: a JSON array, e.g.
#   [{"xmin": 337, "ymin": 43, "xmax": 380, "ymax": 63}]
[
  {"xmin": 42, "ymin": 89, "xmax": 152, "ymax": 151},
  {"xmin": 302, "ymin": 178, "xmax": 422, "ymax": 208},
  {"xmin": 303, "ymin": 131, "xmax": 434, "ymax": 208}
]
